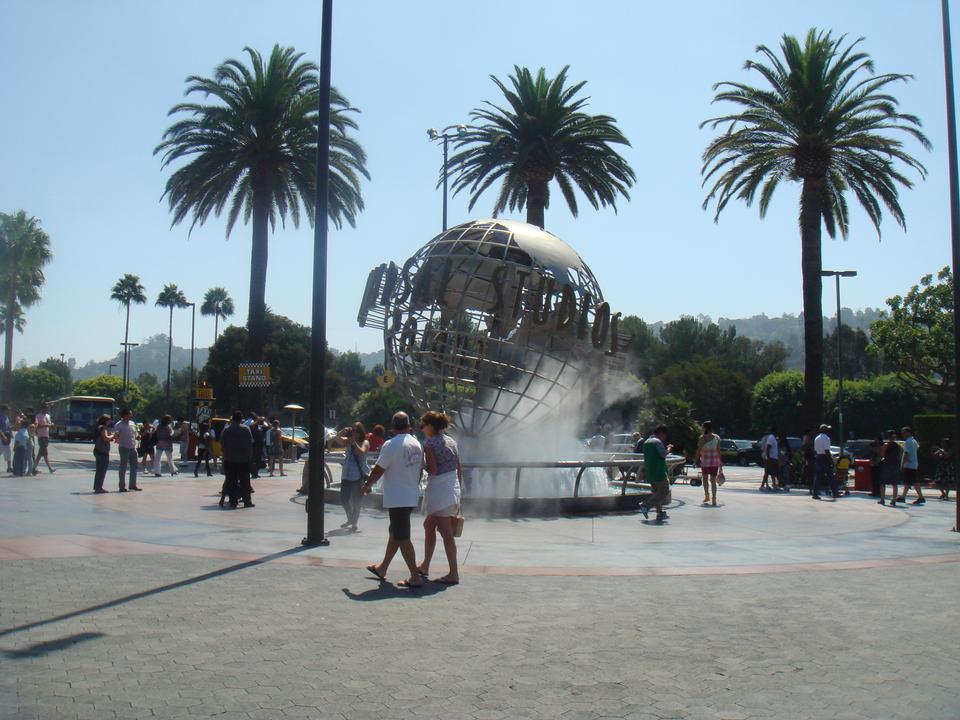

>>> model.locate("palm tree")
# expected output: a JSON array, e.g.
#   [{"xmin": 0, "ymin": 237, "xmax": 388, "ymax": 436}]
[
  {"xmin": 448, "ymin": 65, "xmax": 635, "ymax": 229},
  {"xmin": 155, "ymin": 44, "xmax": 369, "ymax": 360},
  {"xmin": 110, "ymin": 274, "xmax": 147, "ymax": 389},
  {"xmin": 701, "ymin": 29, "xmax": 929, "ymax": 430},
  {"xmin": 155, "ymin": 283, "xmax": 188, "ymax": 401},
  {"xmin": 0, "ymin": 211, "xmax": 52, "ymax": 402},
  {"xmin": 200, "ymin": 286, "xmax": 235, "ymax": 342}
]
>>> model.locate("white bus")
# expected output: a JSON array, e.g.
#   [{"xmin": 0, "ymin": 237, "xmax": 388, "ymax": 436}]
[{"xmin": 49, "ymin": 395, "xmax": 115, "ymax": 441}]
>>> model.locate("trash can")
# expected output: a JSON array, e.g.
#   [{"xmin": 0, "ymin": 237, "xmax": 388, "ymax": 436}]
[{"xmin": 853, "ymin": 459, "xmax": 872, "ymax": 493}]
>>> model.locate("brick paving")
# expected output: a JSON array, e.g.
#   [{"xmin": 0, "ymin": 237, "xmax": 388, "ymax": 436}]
[{"xmin": 1, "ymin": 445, "xmax": 958, "ymax": 719}]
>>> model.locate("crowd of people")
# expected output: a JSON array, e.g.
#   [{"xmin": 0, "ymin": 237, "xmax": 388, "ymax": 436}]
[{"xmin": 0, "ymin": 402, "xmax": 55, "ymax": 477}]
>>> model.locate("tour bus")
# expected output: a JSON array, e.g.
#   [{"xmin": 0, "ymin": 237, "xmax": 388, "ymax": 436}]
[{"xmin": 48, "ymin": 396, "xmax": 116, "ymax": 441}]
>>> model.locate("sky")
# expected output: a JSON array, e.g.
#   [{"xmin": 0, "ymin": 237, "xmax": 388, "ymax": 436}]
[{"xmin": 2, "ymin": 0, "xmax": 957, "ymax": 368}]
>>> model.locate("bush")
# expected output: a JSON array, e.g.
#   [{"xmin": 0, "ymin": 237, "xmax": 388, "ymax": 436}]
[
  {"xmin": 72, "ymin": 375, "xmax": 144, "ymax": 410},
  {"xmin": 751, "ymin": 371, "xmax": 805, "ymax": 435}
]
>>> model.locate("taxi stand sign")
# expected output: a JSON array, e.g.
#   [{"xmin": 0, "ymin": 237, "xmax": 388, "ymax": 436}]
[{"xmin": 238, "ymin": 362, "xmax": 271, "ymax": 388}]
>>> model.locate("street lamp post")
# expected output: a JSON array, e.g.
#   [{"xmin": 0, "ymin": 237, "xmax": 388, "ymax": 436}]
[
  {"xmin": 427, "ymin": 125, "xmax": 467, "ymax": 232},
  {"xmin": 120, "ymin": 342, "xmax": 139, "ymax": 397},
  {"xmin": 939, "ymin": 0, "xmax": 960, "ymax": 532},
  {"xmin": 821, "ymin": 270, "xmax": 857, "ymax": 456},
  {"xmin": 304, "ymin": 0, "xmax": 334, "ymax": 547},
  {"xmin": 109, "ymin": 364, "xmax": 117, "ymax": 376}
]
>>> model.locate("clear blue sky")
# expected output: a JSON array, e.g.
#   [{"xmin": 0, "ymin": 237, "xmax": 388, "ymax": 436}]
[{"xmin": 2, "ymin": 0, "xmax": 956, "ymax": 367}]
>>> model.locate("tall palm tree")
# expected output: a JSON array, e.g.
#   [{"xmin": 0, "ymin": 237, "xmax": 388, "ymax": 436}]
[
  {"xmin": 448, "ymin": 65, "xmax": 635, "ymax": 229},
  {"xmin": 155, "ymin": 283, "xmax": 188, "ymax": 401},
  {"xmin": 155, "ymin": 44, "xmax": 369, "ymax": 360},
  {"xmin": 0, "ymin": 211, "xmax": 52, "ymax": 402},
  {"xmin": 200, "ymin": 286, "xmax": 235, "ymax": 342},
  {"xmin": 110, "ymin": 274, "xmax": 147, "ymax": 389},
  {"xmin": 701, "ymin": 29, "xmax": 929, "ymax": 430}
]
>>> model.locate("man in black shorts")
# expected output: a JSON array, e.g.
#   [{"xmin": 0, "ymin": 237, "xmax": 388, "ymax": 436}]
[{"xmin": 362, "ymin": 412, "xmax": 423, "ymax": 588}]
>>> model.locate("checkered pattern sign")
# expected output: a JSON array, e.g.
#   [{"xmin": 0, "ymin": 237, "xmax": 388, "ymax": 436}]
[{"xmin": 238, "ymin": 362, "xmax": 271, "ymax": 388}]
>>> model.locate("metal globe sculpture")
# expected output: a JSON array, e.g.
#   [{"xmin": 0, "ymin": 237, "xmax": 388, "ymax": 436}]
[{"xmin": 358, "ymin": 219, "xmax": 630, "ymax": 436}]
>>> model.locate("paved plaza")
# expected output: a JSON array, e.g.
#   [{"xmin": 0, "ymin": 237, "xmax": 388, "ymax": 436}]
[{"xmin": 1, "ymin": 442, "xmax": 959, "ymax": 719}]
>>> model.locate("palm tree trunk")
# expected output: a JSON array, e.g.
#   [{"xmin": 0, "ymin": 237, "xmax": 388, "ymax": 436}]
[
  {"xmin": 166, "ymin": 306, "xmax": 173, "ymax": 401},
  {"xmin": 122, "ymin": 300, "xmax": 131, "ymax": 389},
  {"xmin": 214, "ymin": 312, "xmax": 219, "ymax": 344},
  {"xmin": 525, "ymin": 179, "xmax": 548, "ymax": 229},
  {"xmin": 247, "ymin": 182, "xmax": 269, "ymax": 362},
  {"xmin": 799, "ymin": 177, "xmax": 825, "ymax": 431},
  {"xmin": 2, "ymin": 298, "xmax": 13, "ymax": 403}
]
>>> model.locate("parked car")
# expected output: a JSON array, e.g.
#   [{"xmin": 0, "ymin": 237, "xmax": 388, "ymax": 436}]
[
  {"xmin": 728, "ymin": 439, "xmax": 763, "ymax": 466},
  {"xmin": 843, "ymin": 439, "xmax": 877, "ymax": 460}
]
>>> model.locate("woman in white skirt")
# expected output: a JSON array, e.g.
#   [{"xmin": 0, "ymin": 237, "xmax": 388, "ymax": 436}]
[{"xmin": 417, "ymin": 411, "xmax": 462, "ymax": 585}]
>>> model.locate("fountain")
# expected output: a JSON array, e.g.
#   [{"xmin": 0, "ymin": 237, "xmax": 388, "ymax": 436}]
[{"xmin": 348, "ymin": 219, "xmax": 675, "ymax": 514}]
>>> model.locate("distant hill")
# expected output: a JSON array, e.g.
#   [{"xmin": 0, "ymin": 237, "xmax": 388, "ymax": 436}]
[{"xmin": 73, "ymin": 335, "xmax": 209, "ymax": 381}]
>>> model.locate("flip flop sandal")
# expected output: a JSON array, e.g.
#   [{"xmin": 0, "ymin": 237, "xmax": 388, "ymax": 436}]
[
  {"xmin": 396, "ymin": 579, "xmax": 423, "ymax": 589},
  {"xmin": 366, "ymin": 565, "xmax": 386, "ymax": 582}
]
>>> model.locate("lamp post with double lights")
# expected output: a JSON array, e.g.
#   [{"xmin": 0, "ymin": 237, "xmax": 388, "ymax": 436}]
[
  {"xmin": 108, "ymin": 364, "xmax": 117, "ymax": 376},
  {"xmin": 821, "ymin": 270, "xmax": 857, "ymax": 457},
  {"xmin": 120, "ymin": 342, "xmax": 139, "ymax": 400},
  {"xmin": 186, "ymin": 302, "xmax": 196, "ymax": 404},
  {"xmin": 427, "ymin": 124, "xmax": 467, "ymax": 232}
]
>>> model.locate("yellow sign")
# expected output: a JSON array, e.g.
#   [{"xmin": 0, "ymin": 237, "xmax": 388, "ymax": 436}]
[
  {"xmin": 376, "ymin": 371, "xmax": 396, "ymax": 389},
  {"xmin": 238, "ymin": 363, "xmax": 271, "ymax": 388}
]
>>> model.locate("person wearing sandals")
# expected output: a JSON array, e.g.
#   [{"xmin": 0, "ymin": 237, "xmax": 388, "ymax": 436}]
[
  {"xmin": 693, "ymin": 420, "xmax": 721, "ymax": 506},
  {"xmin": 932, "ymin": 438, "xmax": 954, "ymax": 500},
  {"xmin": 877, "ymin": 429, "xmax": 903, "ymax": 506},
  {"xmin": 361, "ymin": 412, "xmax": 423, "ymax": 588},
  {"xmin": 895, "ymin": 426, "xmax": 924, "ymax": 505},
  {"xmin": 338, "ymin": 422, "xmax": 369, "ymax": 532},
  {"xmin": 416, "ymin": 411, "xmax": 462, "ymax": 585},
  {"xmin": 92, "ymin": 415, "xmax": 115, "ymax": 494}
]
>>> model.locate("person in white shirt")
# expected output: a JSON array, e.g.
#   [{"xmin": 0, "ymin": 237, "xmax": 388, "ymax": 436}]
[
  {"xmin": 115, "ymin": 408, "xmax": 142, "ymax": 492},
  {"xmin": 362, "ymin": 412, "xmax": 424, "ymax": 588},
  {"xmin": 812, "ymin": 423, "xmax": 836, "ymax": 500},
  {"xmin": 760, "ymin": 427, "xmax": 780, "ymax": 491}
]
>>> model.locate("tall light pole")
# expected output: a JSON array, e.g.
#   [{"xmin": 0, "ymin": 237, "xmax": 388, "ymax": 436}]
[
  {"xmin": 186, "ymin": 302, "xmax": 196, "ymax": 407},
  {"xmin": 304, "ymin": 0, "xmax": 333, "ymax": 547},
  {"xmin": 109, "ymin": 364, "xmax": 117, "ymax": 376},
  {"xmin": 940, "ymin": 0, "xmax": 960, "ymax": 532},
  {"xmin": 427, "ymin": 125, "xmax": 467, "ymax": 232},
  {"xmin": 821, "ymin": 270, "xmax": 857, "ymax": 456},
  {"xmin": 120, "ymin": 342, "xmax": 139, "ymax": 399}
]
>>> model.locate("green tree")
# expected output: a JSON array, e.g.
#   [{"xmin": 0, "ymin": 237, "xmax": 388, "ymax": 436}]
[
  {"xmin": 156, "ymin": 45, "xmax": 369, "ymax": 360},
  {"xmin": 751, "ymin": 370, "xmax": 805, "ymax": 435},
  {"xmin": 155, "ymin": 283, "xmax": 189, "ymax": 400},
  {"xmin": 449, "ymin": 65, "xmax": 635, "ymax": 229},
  {"xmin": 649, "ymin": 359, "xmax": 753, "ymax": 435},
  {"xmin": 200, "ymin": 286, "xmax": 234, "ymax": 343},
  {"xmin": 0, "ymin": 210, "xmax": 52, "ymax": 401},
  {"xmin": 72, "ymin": 375, "xmax": 145, "ymax": 409},
  {"xmin": 351, "ymin": 387, "xmax": 417, "ymax": 431},
  {"xmin": 701, "ymin": 29, "xmax": 929, "ymax": 431},
  {"xmin": 870, "ymin": 267, "xmax": 953, "ymax": 406},
  {"xmin": 822, "ymin": 325, "xmax": 886, "ymax": 380},
  {"xmin": 831, "ymin": 374, "xmax": 922, "ymax": 440},
  {"xmin": 37, "ymin": 357, "xmax": 71, "ymax": 394},
  {"xmin": 9, "ymin": 367, "xmax": 63, "ymax": 406},
  {"xmin": 111, "ymin": 273, "xmax": 147, "ymax": 387}
]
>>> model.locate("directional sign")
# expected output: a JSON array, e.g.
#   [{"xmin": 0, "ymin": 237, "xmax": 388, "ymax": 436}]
[
  {"xmin": 238, "ymin": 362, "xmax": 271, "ymax": 388},
  {"xmin": 196, "ymin": 405, "xmax": 212, "ymax": 422}
]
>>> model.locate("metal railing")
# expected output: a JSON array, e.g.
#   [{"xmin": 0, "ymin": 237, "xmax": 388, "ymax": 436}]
[{"xmin": 462, "ymin": 459, "xmax": 647, "ymax": 499}]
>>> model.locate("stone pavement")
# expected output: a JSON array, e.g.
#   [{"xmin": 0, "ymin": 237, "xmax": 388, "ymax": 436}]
[{"xmin": 1, "ymin": 443, "xmax": 959, "ymax": 719}]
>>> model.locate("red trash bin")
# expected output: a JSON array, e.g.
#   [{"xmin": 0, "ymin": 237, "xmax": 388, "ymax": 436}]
[{"xmin": 853, "ymin": 458, "xmax": 872, "ymax": 492}]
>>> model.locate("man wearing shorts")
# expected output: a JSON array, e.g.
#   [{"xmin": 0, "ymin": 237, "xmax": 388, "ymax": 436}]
[
  {"xmin": 640, "ymin": 425, "xmax": 672, "ymax": 524},
  {"xmin": 33, "ymin": 402, "xmax": 55, "ymax": 474},
  {"xmin": 362, "ymin": 412, "xmax": 423, "ymax": 588},
  {"xmin": 897, "ymin": 426, "xmax": 924, "ymax": 505},
  {"xmin": 0, "ymin": 405, "xmax": 11, "ymax": 473}
]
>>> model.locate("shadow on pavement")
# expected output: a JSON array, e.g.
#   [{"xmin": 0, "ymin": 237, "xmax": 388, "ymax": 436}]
[
  {"xmin": 341, "ymin": 581, "xmax": 449, "ymax": 601},
  {"xmin": 1, "ymin": 631, "xmax": 105, "ymax": 659},
  {"xmin": 0, "ymin": 545, "xmax": 309, "ymax": 639}
]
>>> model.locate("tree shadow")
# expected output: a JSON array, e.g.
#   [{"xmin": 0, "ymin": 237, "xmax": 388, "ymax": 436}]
[
  {"xmin": 1, "ymin": 631, "xmax": 104, "ymax": 659},
  {"xmin": 0, "ymin": 545, "xmax": 309, "ymax": 639}
]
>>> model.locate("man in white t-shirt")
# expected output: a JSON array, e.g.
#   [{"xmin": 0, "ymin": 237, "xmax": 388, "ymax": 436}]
[
  {"xmin": 812, "ymin": 424, "xmax": 836, "ymax": 500},
  {"xmin": 362, "ymin": 412, "xmax": 424, "ymax": 588},
  {"xmin": 760, "ymin": 427, "xmax": 779, "ymax": 491}
]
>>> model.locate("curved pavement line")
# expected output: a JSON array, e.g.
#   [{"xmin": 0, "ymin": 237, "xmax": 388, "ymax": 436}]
[{"xmin": 1, "ymin": 534, "xmax": 959, "ymax": 577}]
